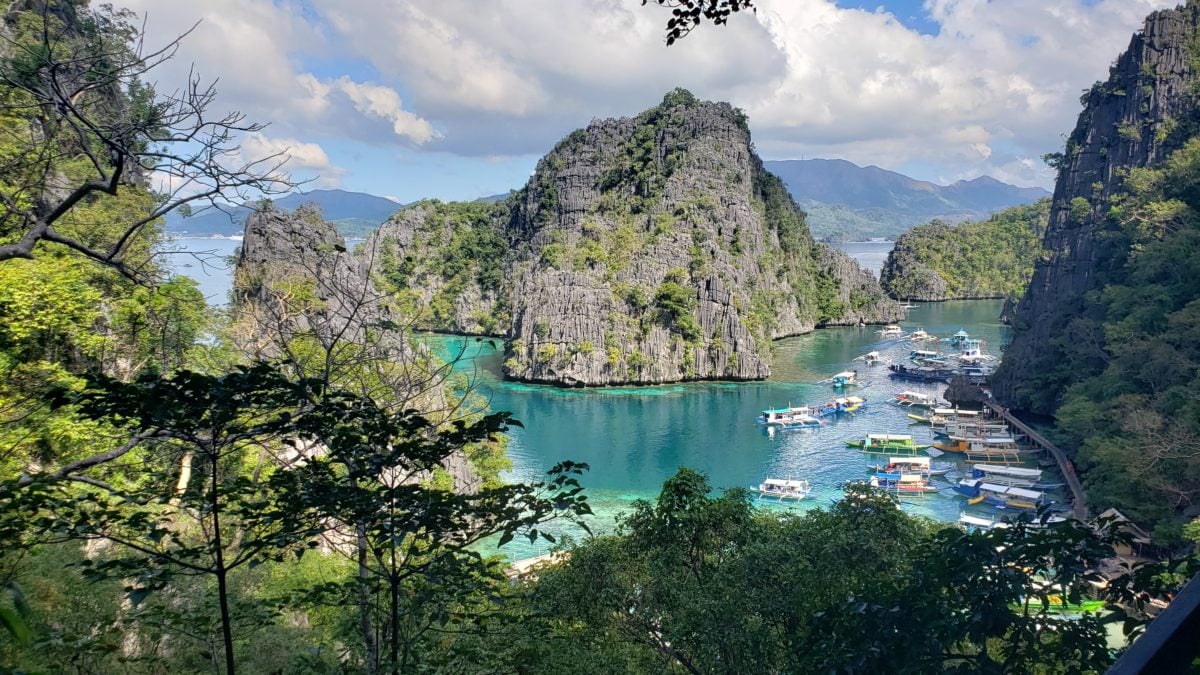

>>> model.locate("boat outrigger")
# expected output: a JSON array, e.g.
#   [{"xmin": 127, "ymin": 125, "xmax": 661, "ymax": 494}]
[
  {"xmin": 756, "ymin": 405, "xmax": 823, "ymax": 429},
  {"xmin": 818, "ymin": 370, "xmax": 860, "ymax": 388},
  {"xmin": 892, "ymin": 391, "xmax": 941, "ymax": 408},
  {"xmin": 934, "ymin": 436, "xmax": 1032, "ymax": 463},
  {"xmin": 954, "ymin": 479, "xmax": 1052, "ymax": 511},
  {"xmin": 888, "ymin": 364, "xmax": 956, "ymax": 383},
  {"xmin": 814, "ymin": 396, "xmax": 866, "ymax": 417},
  {"xmin": 847, "ymin": 433, "xmax": 931, "ymax": 454},
  {"xmin": 854, "ymin": 351, "xmax": 886, "ymax": 366},
  {"xmin": 867, "ymin": 456, "xmax": 953, "ymax": 477},
  {"xmin": 758, "ymin": 478, "xmax": 812, "ymax": 501},
  {"xmin": 942, "ymin": 329, "xmax": 972, "ymax": 347},
  {"xmin": 870, "ymin": 473, "xmax": 938, "ymax": 494}
]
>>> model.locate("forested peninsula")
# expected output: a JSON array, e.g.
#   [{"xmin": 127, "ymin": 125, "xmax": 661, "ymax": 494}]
[{"xmin": 879, "ymin": 199, "xmax": 1050, "ymax": 301}]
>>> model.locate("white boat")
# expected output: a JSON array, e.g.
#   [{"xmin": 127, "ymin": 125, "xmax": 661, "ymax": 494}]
[
  {"xmin": 955, "ymin": 479, "xmax": 1051, "ymax": 511},
  {"xmin": 868, "ymin": 456, "xmax": 953, "ymax": 477},
  {"xmin": 819, "ymin": 370, "xmax": 859, "ymax": 388},
  {"xmin": 870, "ymin": 472, "xmax": 938, "ymax": 494},
  {"xmin": 877, "ymin": 324, "xmax": 904, "ymax": 337},
  {"xmin": 970, "ymin": 464, "xmax": 1063, "ymax": 489},
  {"xmin": 892, "ymin": 391, "xmax": 941, "ymax": 408},
  {"xmin": 757, "ymin": 405, "xmax": 822, "ymax": 429},
  {"xmin": 908, "ymin": 328, "xmax": 937, "ymax": 342},
  {"xmin": 854, "ymin": 351, "xmax": 887, "ymax": 366},
  {"xmin": 758, "ymin": 478, "xmax": 812, "ymax": 500}
]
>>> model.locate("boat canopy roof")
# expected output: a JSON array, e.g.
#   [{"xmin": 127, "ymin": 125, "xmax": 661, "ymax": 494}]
[
  {"xmin": 1006, "ymin": 486, "xmax": 1045, "ymax": 500},
  {"xmin": 959, "ymin": 514, "xmax": 1008, "ymax": 528},
  {"xmin": 898, "ymin": 474, "xmax": 926, "ymax": 484},
  {"xmin": 973, "ymin": 464, "xmax": 1041, "ymax": 478},
  {"xmin": 834, "ymin": 371, "xmax": 856, "ymax": 378},
  {"xmin": 889, "ymin": 456, "xmax": 930, "ymax": 466},
  {"xmin": 868, "ymin": 433, "xmax": 912, "ymax": 442},
  {"xmin": 910, "ymin": 349, "xmax": 939, "ymax": 356},
  {"xmin": 762, "ymin": 479, "xmax": 808, "ymax": 489},
  {"xmin": 953, "ymin": 329, "xmax": 969, "ymax": 337},
  {"xmin": 899, "ymin": 390, "xmax": 933, "ymax": 399},
  {"xmin": 846, "ymin": 396, "xmax": 864, "ymax": 404}
]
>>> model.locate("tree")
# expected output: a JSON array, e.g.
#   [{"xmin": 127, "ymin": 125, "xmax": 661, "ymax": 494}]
[
  {"xmin": 0, "ymin": 1, "xmax": 293, "ymax": 280},
  {"xmin": 642, "ymin": 0, "xmax": 756, "ymax": 45}
]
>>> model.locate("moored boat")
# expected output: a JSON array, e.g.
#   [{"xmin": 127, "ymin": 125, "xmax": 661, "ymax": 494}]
[
  {"xmin": 819, "ymin": 370, "xmax": 860, "ymax": 388},
  {"xmin": 758, "ymin": 478, "xmax": 812, "ymax": 501},
  {"xmin": 970, "ymin": 463, "xmax": 1064, "ymax": 489},
  {"xmin": 892, "ymin": 391, "xmax": 941, "ymax": 408},
  {"xmin": 888, "ymin": 363, "xmax": 956, "ymax": 383},
  {"xmin": 870, "ymin": 472, "xmax": 938, "ymax": 494},
  {"xmin": 954, "ymin": 479, "xmax": 1051, "ymax": 511},
  {"xmin": 848, "ymin": 433, "xmax": 931, "ymax": 454},
  {"xmin": 877, "ymin": 324, "xmax": 904, "ymax": 337},
  {"xmin": 868, "ymin": 456, "xmax": 953, "ymax": 477},
  {"xmin": 942, "ymin": 328, "xmax": 972, "ymax": 347},
  {"xmin": 854, "ymin": 350, "xmax": 887, "ymax": 366},
  {"xmin": 907, "ymin": 328, "xmax": 937, "ymax": 342},
  {"xmin": 935, "ymin": 436, "xmax": 1032, "ymax": 463},
  {"xmin": 814, "ymin": 396, "xmax": 866, "ymax": 417}
]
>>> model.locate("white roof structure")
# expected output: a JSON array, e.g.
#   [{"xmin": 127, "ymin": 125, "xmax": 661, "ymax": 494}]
[
  {"xmin": 762, "ymin": 479, "xmax": 808, "ymax": 489},
  {"xmin": 834, "ymin": 371, "xmax": 856, "ymax": 379},
  {"xmin": 868, "ymin": 434, "xmax": 912, "ymax": 442},
  {"xmin": 973, "ymin": 464, "xmax": 1041, "ymax": 478},
  {"xmin": 889, "ymin": 456, "xmax": 931, "ymax": 467}
]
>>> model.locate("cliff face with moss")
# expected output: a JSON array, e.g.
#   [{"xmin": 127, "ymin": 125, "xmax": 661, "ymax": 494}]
[
  {"xmin": 371, "ymin": 91, "xmax": 900, "ymax": 386},
  {"xmin": 879, "ymin": 199, "xmax": 1050, "ymax": 302},
  {"xmin": 992, "ymin": 5, "xmax": 1200, "ymax": 414}
]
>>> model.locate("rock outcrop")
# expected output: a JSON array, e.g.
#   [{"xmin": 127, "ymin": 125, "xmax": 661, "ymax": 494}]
[
  {"xmin": 234, "ymin": 204, "xmax": 483, "ymax": 494},
  {"xmin": 991, "ymin": 4, "xmax": 1200, "ymax": 413},
  {"xmin": 372, "ymin": 90, "xmax": 901, "ymax": 386},
  {"xmin": 879, "ymin": 199, "xmax": 1049, "ymax": 302}
]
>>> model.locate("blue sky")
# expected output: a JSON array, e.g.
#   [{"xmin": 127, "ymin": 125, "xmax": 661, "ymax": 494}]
[{"xmin": 122, "ymin": 0, "xmax": 1175, "ymax": 202}]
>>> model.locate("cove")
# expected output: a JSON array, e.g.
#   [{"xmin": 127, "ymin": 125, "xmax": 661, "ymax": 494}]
[{"xmin": 428, "ymin": 298, "xmax": 1010, "ymax": 560}]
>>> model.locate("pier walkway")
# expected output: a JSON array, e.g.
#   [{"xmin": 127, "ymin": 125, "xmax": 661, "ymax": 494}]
[{"xmin": 980, "ymin": 399, "xmax": 1088, "ymax": 520}]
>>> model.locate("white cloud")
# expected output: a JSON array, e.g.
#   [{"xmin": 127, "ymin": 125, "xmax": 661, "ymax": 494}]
[
  {"xmin": 239, "ymin": 132, "xmax": 345, "ymax": 187},
  {"xmin": 120, "ymin": 0, "xmax": 1179, "ymax": 188},
  {"xmin": 334, "ymin": 78, "xmax": 439, "ymax": 143}
]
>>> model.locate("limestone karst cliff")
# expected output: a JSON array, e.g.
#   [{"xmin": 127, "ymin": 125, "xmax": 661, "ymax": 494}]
[
  {"xmin": 879, "ymin": 199, "xmax": 1049, "ymax": 302},
  {"xmin": 991, "ymin": 4, "xmax": 1200, "ymax": 414},
  {"xmin": 371, "ymin": 90, "xmax": 900, "ymax": 386},
  {"xmin": 233, "ymin": 205, "xmax": 483, "ymax": 493}
]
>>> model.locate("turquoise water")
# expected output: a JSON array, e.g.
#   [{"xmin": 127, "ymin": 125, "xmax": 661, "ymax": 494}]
[{"xmin": 432, "ymin": 299, "xmax": 1010, "ymax": 559}]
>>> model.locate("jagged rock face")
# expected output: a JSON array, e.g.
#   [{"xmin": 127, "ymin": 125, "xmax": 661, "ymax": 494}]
[
  {"xmin": 234, "ymin": 206, "xmax": 483, "ymax": 494},
  {"xmin": 373, "ymin": 91, "xmax": 900, "ymax": 386},
  {"xmin": 992, "ymin": 5, "xmax": 1200, "ymax": 413},
  {"xmin": 879, "ymin": 232, "xmax": 951, "ymax": 302}
]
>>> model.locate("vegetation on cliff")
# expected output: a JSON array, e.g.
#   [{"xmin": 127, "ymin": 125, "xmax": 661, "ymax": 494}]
[
  {"xmin": 880, "ymin": 198, "xmax": 1050, "ymax": 301},
  {"xmin": 371, "ymin": 90, "xmax": 899, "ymax": 386}
]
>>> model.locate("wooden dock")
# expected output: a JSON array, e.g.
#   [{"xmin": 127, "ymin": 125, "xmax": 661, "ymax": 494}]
[{"xmin": 981, "ymin": 399, "xmax": 1088, "ymax": 520}]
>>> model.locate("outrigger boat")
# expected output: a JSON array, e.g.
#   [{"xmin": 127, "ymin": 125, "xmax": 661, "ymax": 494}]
[
  {"xmin": 955, "ymin": 339, "xmax": 994, "ymax": 365},
  {"xmin": 888, "ymin": 363, "xmax": 956, "ymax": 383},
  {"xmin": 814, "ymin": 396, "xmax": 866, "ymax": 417},
  {"xmin": 959, "ymin": 511, "xmax": 1068, "ymax": 532},
  {"xmin": 932, "ymin": 420, "xmax": 1011, "ymax": 438},
  {"xmin": 892, "ymin": 391, "xmax": 941, "ymax": 408},
  {"xmin": 868, "ymin": 456, "xmax": 953, "ymax": 477},
  {"xmin": 757, "ymin": 478, "xmax": 812, "ymax": 501},
  {"xmin": 877, "ymin": 324, "xmax": 904, "ymax": 337},
  {"xmin": 848, "ymin": 433, "xmax": 931, "ymax": 454},
  {"xmin": 818, "ymin": 370, "xmax": 860, "ymax": 388},
  {"xmin": 942, "ymin": 329, "xmax": 972, "ymax": 347},
  {"xmin": 756, "ymin": 405, "xmax": 823, "ymax": 429},
  {"xmin": 870, "ymin": 472, "xmax": 938, "ymax": 494},
  {"xmin": 908, "ymin": 407, "xmax": 966, "ymax": 425},
  {"xmin": 1012, "ymin": 596, "xmax": 1106, "ymax": 615},
  {"xmin": 970, "ymin": 464, "xmax": 1065, "ymax": 490},
  {"xmin": 935, "ymin": 436, "xmax": 1033, "ymax": 463},
  {"xmin": 854, "ymin": 351, "xmax": 887, "ymax": 366},
  {"xmin": 954, "ymin": 479, "xmax": 1052, "ymax": 511},
  {"xmin": 907, "ymin": 328, "xmax": 937, "ymax": 341}
]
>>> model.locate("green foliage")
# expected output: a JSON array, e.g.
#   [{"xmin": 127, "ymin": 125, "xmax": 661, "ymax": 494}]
[
  {"xmin": 653, "ymin": 279, "xmax": 701, "ymax": 342},
  {"xmin": 536, "ymin": 343, "xmax": 559, "ymax": 363},
  {"xmin": 880, "ymin": 199, "xmax": 1051, "ymax": 300},
  {"xmin": 1050, "ymin": 138, "xmax": 1200, "ymax": 532},
  {"xmin": 485, "ymin": 469, "xmax": 1179, "ymax": 674},
  {"xmin": 754, "ymin": 171, "xmax": 810, "ymax": 254}
]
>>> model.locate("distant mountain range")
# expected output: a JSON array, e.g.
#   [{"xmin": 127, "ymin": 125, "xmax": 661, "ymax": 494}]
[
  {"xmin": 762, "ymin": 159, "xmax": 1050, "ymax": 241},
  {"xmin": 165, "ymin": 189, "xmax": 404, "ymax": 239}
]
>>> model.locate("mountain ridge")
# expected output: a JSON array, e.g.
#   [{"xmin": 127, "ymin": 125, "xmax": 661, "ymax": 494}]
[
  {"xmin": 165, "ymin": 189, "xmax": 404, "ymax": 238},
  {"xmin": 763, "ymin": 158, "xmax": 1049, "ymax": 241}
]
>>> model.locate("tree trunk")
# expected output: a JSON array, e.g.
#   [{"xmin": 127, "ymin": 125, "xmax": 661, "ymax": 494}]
[
  {"xmin": 357, "ymin": 519, "xmax": 378, "ymax": 675},
  {"xmin": 209, "ymin": 453, "xmax": 236, "ymax": 675}
]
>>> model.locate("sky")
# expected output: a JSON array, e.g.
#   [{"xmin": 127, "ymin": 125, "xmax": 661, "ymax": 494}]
[{"xmin": 118, "ymin": 0, "xmax": 1178, "ymax": 202}]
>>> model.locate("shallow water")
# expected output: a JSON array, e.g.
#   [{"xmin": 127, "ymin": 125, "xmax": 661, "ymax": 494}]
[{"xmin": 430, "ymin": 299, "xmax": 1011, "ymax": 559}]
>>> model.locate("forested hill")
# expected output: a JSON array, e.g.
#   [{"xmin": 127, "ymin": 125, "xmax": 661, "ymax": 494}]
[
  {"xmin": 878, "ymin": 199, "xmax": 1049, "ymax": 301},
  {"xmin": 370, "ymin": 89, "xmax": 901, "ymax": 386},
  {"xmin": 763, "ymin": 158, "xmax": 1049, "ymax": 241},
  {"xmin": 991, "ymin": 1, "xmax": 1200, "ymax": 533}
]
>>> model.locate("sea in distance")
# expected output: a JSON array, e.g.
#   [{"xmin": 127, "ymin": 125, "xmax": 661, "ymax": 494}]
[{"xmin": 167, "ymin": 238, "xmax": 1014, "ymax": 559}]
